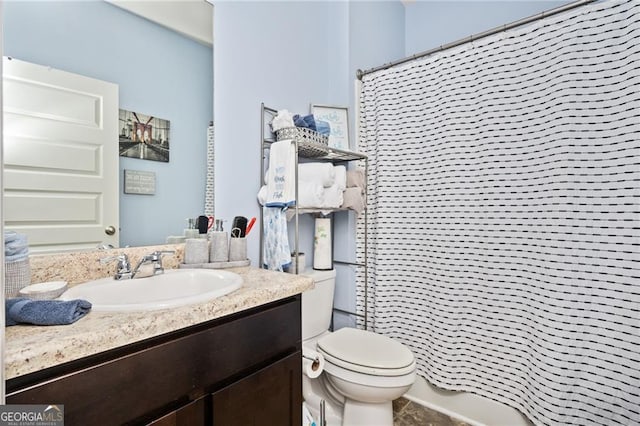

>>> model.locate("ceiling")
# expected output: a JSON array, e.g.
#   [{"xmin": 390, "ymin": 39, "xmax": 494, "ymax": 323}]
[{"xmin": 106, "ymin": 0, "xmax": 213, "ymax": 47}]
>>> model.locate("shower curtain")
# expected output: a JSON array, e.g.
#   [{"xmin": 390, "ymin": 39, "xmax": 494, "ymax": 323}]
[{"xmin": 356, "ymin": 1, "xmax": 639, "ymax": 425}]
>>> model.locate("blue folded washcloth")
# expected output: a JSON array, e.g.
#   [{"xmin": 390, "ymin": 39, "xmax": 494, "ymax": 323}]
[
  {"xmin": 315, "ymin": 120, "xmax": 331, "ymax": 136},
  {"xmin": 293, "ymin": 114, "xmax": 317, "ymax": 131},
  {"xmin": 6, "ymin": 298, "xmax": 92, "ymax": 326}
]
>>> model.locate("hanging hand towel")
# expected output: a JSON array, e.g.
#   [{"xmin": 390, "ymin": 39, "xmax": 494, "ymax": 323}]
[
  {"xmin": 262, "ymin": 206, "xmax": 291, "ymax": 271},
  {"xmin": 265, "ymin": 139, "xmax": 296, "ymax": 208}
]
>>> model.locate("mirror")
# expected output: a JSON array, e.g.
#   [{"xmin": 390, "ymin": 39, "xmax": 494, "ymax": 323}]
[{"xmin": 2, "ymin": 1, "xmax": 213, "ymax": 251}]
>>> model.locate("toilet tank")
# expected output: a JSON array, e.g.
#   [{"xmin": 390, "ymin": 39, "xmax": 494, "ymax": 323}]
[{"xmin": 301, "ymin": 269, "xmax": 336, "ymax": 340}]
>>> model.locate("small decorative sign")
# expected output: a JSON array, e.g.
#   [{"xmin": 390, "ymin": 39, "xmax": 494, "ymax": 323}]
[{"xmin": 124, "ymin": 170, "xmax": 156, "ymax": 195}]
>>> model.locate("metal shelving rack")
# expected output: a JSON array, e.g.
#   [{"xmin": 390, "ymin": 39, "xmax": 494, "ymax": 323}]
[{"xmin": 259, "ymin": 103, "xmax": 369, "ymax": 329}]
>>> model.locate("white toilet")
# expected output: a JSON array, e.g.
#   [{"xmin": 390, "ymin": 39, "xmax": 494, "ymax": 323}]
[{"xmin": 301, "ymin": 269, "xmax": 416, "ymax": 426}]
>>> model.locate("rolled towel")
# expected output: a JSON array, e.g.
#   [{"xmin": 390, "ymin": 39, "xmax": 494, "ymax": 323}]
[
  {"xmin": 6, "ymin": 298, "xmax": 92, "ymax": 326},
  {"xmin": 346, "ymin": 169, "xmax": 365, "ymax": 189},
  {"xmin": 293, "ymin": 114, "xmax": 317, "ymax": 131},
  {"xmin": 5, "ymin": 231, "xmax": 29, "ymax": 262},
  {"xmin": 334, "ymin": 165, "xmax": 347, "ymax": 191},
  {"xmin": 257, "ymin": 185, "xmax": 268, "ymax": 205},
  {"xmin": 297, "ymin": 181, "xmax": 325, "ymax": 208},
  {"xmin": 298, "ymin": 163, "xmax": 335, "ymax": 187},
  {"xmin": 4, "ymin": 230, "xmax": 18, "ymax": 243},
  {"xmin": 271, "ymin": 109, "xmax": 295, "ymax": 132},
  {"xmin": 323, "ymin": 184, "xmax": 344, "ymax": 209},
  {"xmin": 341, "ymin": 187, "xmax": 366, "ymax": 215}
]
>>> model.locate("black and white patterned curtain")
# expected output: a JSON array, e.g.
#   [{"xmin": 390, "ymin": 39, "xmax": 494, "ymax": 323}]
[{"xmin": 357, "ymin": 1, "xmax": 639, "ymax": 424}]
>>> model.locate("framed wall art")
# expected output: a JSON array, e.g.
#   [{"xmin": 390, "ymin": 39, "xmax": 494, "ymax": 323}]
[
  {"xmin": 311, "ymin": 104, "xmax": 350, "ymax": 151},
  {"xmin": 119, "ymin": 109, "xmax": 170, "ymax": 162}
]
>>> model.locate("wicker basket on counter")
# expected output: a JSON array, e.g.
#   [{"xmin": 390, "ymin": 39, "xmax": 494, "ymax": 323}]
[
  {"xmin": 5, "ymin": 257, "xmax": 31, "ymax": 297},
  {"xmin": 275, "ymin": 127, "xmax": 329, "ymax": 158}
]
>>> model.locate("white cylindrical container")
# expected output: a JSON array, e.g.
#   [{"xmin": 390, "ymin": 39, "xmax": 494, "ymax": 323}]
[
  {"xmin": 209, "ymin": 231, "xmax": 229, "ymax": 262},
  {"xmin": 313, "ymin": 218, "xmax": 332, "ymax": 270}
]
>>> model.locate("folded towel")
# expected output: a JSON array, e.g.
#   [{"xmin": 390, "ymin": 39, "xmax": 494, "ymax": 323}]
[
  {"xmin": 316, "ymin": 120, "xmax": 331, "ymax": 136},
  {"xmin": 293, "ymin": 114, "xmax": 316, "ymax": 131},
  {"xmin": 4, "ymin": 230, "xmax": 18, "ymax": 243},
  {"xmin": 5, "ymin": 231, "xmax": 29, "ymax": 262},
  {"xmin": 334, "ymin": 165, "xmax": 347, "ymax": 191},
  {"xmin": 341, "ymin": 187, "xmax": 366, "ymax": 215},
  {"xmin": 262, "ymin": 207, "xmax": 291, "ymax": 271},
  {"xmin": 6, "ymin": 298, "xmax": 92, "ymax": 326},
  {"xmin": 271, "ymin": 109, "xmax": 295, "ymax": 132},
  {"xmin": 298, "ymin": 163, "xmax": 335, "ymax": 187},
  {"xmin": 265, "ymin": 139, "xmax": 296, "ymax": 208},
  {"xmin": 297, "ymin": 181, "xmax": 326, "ymax": 208},
  {"xmin": 346, "ymin": 169, "xmax": 366, "ymax": 189}
]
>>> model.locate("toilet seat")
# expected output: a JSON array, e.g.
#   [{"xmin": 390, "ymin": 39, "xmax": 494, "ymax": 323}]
[{"xmin": 317, "ymin": 328, "xmax": 415, "ymax": 377}]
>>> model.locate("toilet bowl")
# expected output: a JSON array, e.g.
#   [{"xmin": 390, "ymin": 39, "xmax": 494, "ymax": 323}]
[{"xmin": 301, "ymin": 269, "xmax": 416, "ymax": 426}]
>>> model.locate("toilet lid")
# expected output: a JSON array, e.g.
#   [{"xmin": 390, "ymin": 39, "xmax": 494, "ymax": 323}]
[{"xmin": 317, "ymin": 328, "xmax": 415, "ymax": 376}]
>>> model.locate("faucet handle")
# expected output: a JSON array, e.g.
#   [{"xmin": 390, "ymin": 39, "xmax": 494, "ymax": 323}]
[
  {"xmin": 149, "ymin": 250, "xmax": 176, "ymax": 261},
  {"xmin": 99, "ymin": 254, "xmax": 133, "ymax": 280},
  {"xmin": 147, "ymin": 250, "xmax": 175, "ymax": 274}
]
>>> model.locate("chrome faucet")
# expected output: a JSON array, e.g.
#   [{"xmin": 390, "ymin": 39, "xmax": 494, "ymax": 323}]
[
  {"xmin": 100, "ymin": 250, "xmax": 175, "ymax": 280},
  {"xmin": 100, "ymin": 254, "xmax": 133, "ymax": 280},
  {"xmin": 131, "ymin": 250, "xmax": 175, "ymax": 278}
]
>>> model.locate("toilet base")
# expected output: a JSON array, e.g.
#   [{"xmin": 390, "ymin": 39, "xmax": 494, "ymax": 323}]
[
  {"xmin": 343, "ymin": 399, "xmax": 393, "ymax": 426},
  {"xmin": 303, "ymin": 374, "xmax": 343, "ymax": 426}
]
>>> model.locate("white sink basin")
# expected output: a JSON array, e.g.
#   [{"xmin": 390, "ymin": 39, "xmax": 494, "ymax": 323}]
[{"xmin": 58, "ymin": 269, "xmax": 242, "ymax": 312}]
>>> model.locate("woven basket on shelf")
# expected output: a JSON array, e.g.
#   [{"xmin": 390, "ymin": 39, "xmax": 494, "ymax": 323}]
[
  {"xmin": 275, "ymin": 127, "xmax": 329, "ymax": 158},
  {"xmin": 5, "ymin": 258, "xmax": 31, "ymax": 297}
]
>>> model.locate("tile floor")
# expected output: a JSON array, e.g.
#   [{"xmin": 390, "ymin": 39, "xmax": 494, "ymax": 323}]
[{"xmin": 393, "ymin": 397, "xmax": 470, "ymax": 426}]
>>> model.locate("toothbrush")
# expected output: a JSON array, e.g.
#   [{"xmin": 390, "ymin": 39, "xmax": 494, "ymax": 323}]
[{"xmin": 245, "ymin": 217, "xmax": 257, "ymax": 236}]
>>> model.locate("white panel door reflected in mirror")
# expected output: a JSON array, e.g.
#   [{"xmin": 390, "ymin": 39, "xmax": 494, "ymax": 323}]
[{"xmin": 3, "ymin": 57, "xmax": 119, "ymax": 253}]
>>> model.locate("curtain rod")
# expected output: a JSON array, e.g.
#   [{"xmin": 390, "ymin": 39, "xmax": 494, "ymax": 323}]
[{"xmin": 356, "ymin": 0, "xmax": 596, "ymax": 80}]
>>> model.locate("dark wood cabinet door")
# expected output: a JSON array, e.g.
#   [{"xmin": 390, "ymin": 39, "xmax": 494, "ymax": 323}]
[
  {"xmin": 147, "ymin": 396, "xmax": 207, "ymax": 426},
  {"xmin": 212, "ymin": 351, "xmax": 302, "ymax": 426}
]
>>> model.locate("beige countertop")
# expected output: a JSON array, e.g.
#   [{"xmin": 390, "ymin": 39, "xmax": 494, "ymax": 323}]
[{"xmin": 5, "ymin": 266, "xmax": 313, "ymax": 380}]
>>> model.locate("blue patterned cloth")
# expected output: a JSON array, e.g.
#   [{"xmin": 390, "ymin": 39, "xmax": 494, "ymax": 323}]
[{"xmin": 262, "ymin": 206, "xmax": 291, "ymax": 271}]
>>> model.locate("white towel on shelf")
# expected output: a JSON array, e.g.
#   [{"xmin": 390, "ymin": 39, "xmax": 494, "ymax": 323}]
[
  {"xmin": 265, "ymin": 139, "xmax": 296, "ymax": 208},
  {"xmin": 271, "ymin": 109, "xmax": 295, "ymax": 132},
  {"xmin": 323, "ymin": 183, "xmax": 344, "ymax": 209},
  {"xmin": 298, "ymin": 163, "xmax": 335, "ymax": 187},
  {"xmin": 297, "ymin": 181, "xmax": 325, "ymax": 208},
  {"xmin": 334, "ymin": 165, "xmax": 347, "ymax": 191}
]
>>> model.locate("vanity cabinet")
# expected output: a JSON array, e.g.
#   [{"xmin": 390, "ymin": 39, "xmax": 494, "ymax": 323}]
[{"xmin": 6, "ymin": 296, "xmax": 302, "ymax": 426}]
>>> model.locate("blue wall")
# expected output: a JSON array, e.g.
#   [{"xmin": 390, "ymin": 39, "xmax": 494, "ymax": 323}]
[
  {"xmin": 405, "ymin": 1, "xmax": 569, "ymax": 56},
  {"xmin": 213, "ymin": 0, "xmax": 405, "ymax": 328},
  {"xmin": 214, "ymin": 1, "xmax": 356, "ymax": 267},
  {"xmin": 3, "ymin": 1, "xmax": 213, "ymax": 247}
]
